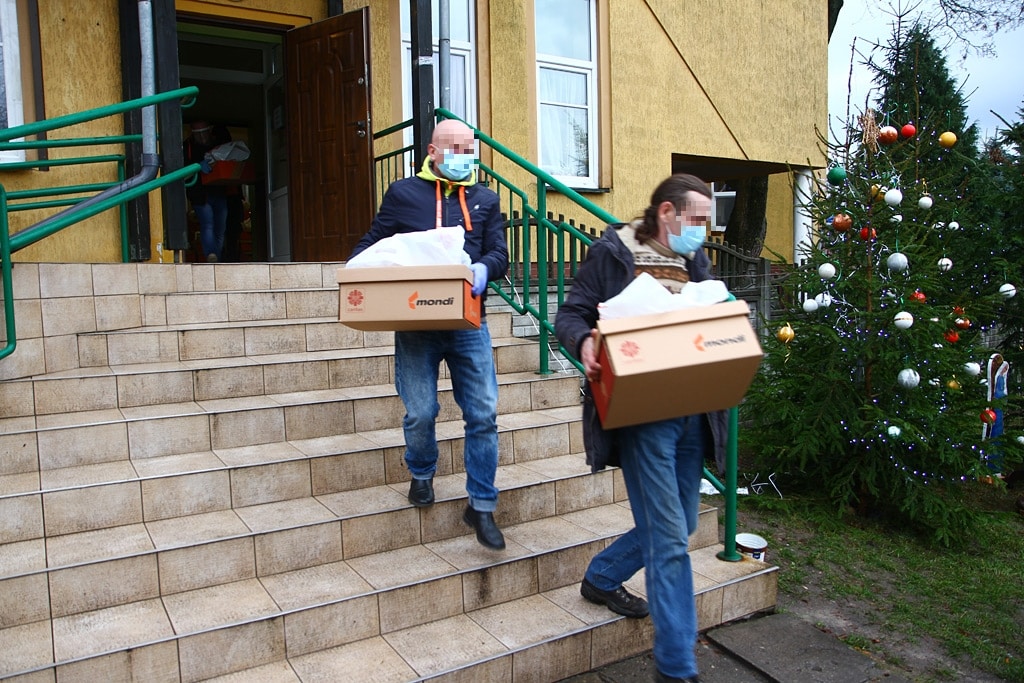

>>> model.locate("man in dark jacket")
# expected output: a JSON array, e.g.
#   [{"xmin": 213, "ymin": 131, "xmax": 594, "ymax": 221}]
[
  {"xmin": 349, "ymin": 119, "xmax": 509, "ymax": 549},
  {"xmin": 555, "ymin": 174, "xmax": 722, "ymax": 683}
]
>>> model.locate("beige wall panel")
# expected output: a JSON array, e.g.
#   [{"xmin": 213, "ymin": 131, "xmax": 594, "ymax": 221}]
[
  {"xmin": 644, "ymin": 0, "xmax": 827, "ymax": 165},
  {"xmin": 764, "ymin": 174, "xmax": 795, "ymax": 261}
]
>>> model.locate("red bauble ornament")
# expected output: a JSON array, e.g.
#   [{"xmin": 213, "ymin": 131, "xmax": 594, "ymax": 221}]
[
  {"xmin": 910, "ymin": 290, "xmax": 927, "ymax": 303},
  {"xmin": 944, "ymin": 329, "xmax": 960, "ymax": 343},
  {"xmin": 952, "ymin": 305, "xmax": 965, "ymax": 315},
  {"xmin": 878, "ymin": 126, "xmax": 899, "ymax": 145},
  {"xmin": 955, "ymin": 317, "xmax": 971, "ymax": 330},
  {"xmin": 833, "ymin": 213, "xmax": 852, "ymax": 232},
  {"xmin": 900, "ymin": 123, "xmax": 916, "ymax": 138},
  {"xmin": 980, "ymin": 408, "xmax": 997, "ymax": 425},
  {"xmin": 859, "ymin": 226, "xmax": 876, "ymax": 241}
]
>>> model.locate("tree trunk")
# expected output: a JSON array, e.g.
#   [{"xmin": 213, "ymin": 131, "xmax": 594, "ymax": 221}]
[{"xmin": 725, "ymin": 176, "xmax": 769, "ymax": 256}]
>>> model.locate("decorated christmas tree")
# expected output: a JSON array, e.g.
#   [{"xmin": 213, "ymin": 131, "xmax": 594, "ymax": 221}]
[{"xmin": 743, "ymin": 24, "xmax": 1021, "ymax": 544}]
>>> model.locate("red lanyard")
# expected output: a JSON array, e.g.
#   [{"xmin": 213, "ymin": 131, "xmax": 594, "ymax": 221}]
[{"xmin": 434, "ymin": 181, "xmax": 473, "ymax": 231}]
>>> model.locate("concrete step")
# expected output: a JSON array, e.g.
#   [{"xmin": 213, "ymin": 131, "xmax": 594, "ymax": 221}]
[
  {"xmin": 0, "ymin": 370, "xmax": 581, "ymax": 478},
  {"xmin": 0, "ymin": 501, "xmax": 774, "ymax": 681}
]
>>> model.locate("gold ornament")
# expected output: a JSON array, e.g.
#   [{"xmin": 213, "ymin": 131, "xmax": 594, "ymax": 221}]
[
  {"xmin": 860, "ymin": 109, "xmax": 880, "ymax": 155},
  {"xmin": 938, "ymin": 131, "xmax": 957, "ymax": 148},
  {"xmin": 947, "ymin": 378, "xmax": 961, "ymax": 391},
  {"xmin": 776, "ymin": 323, "xmax": 795, "ymax": 344}
]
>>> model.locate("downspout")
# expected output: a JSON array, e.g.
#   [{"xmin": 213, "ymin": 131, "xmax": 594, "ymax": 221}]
[
  {"xmin": 438, "ymin": 0, "xmax": 451, "ymax": 110},
  {"xmin": 23, "ymin": 0, "xmax": 159, "ymax": 236}
]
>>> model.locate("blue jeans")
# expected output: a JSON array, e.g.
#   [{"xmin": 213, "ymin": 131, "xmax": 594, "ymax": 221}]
[
  {"xmin": 394, "ymin": 323, "xmax": 499, "ymax": 511},
  {"xmin": 194, "ymin": 192, "xmax": 228, "ymax": 260},
  {"xmin": 584, "ymin": 414, "xmax": 705, "ymax": 679}
]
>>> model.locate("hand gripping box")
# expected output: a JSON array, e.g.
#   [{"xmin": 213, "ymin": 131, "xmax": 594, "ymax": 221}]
[
  {"xmin": 337, "ymin": 264, "xmax": 481, "ymax": 331},
  {"xmin": 590, "ymin": 300, "xmax": 763, "ymax": 429}
]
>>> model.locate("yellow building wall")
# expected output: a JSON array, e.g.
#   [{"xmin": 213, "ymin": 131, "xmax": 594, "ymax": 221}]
[
  {"xmin": 7, "ymin": 0, "xmax": 823, "ymax": 264},
  {"xmin": 2, "ymin": 0, "xmax": 326, "ymax": 264}
]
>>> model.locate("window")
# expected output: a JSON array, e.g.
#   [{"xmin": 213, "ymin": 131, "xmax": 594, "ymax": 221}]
[
  {"xmin": 535, "ymin": 0, "xmax": 597, "ymax": 188},
  {"xmin": 712, "ymin": 181, "xmax": 736, "ymax": 231},
  {"xmin": 0, "ymin": 0, "xmax": 25, "ymax": 162},
  {"xmin": 400, "ymin": 0, "xmax": 476, "ymax": 142}
]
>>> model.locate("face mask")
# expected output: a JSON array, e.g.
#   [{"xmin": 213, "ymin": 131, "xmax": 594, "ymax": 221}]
[
  {"xmin": 438, "ymin": 152, "xmax": 476, "ymax": 181},
  {"xmin": 668, "ymin": 224, "xmax": 706, "ymax": 255}
]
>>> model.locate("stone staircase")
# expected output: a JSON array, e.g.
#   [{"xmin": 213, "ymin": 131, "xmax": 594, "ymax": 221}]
[{"xmin": 0, "ymin": 262, "xmax": 776, "ymax": 682}]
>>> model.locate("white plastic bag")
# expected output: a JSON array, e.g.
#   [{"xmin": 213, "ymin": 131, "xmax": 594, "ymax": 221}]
[
  {"xmin": 598, "ymin": 273, "xmax": 731, "ymax": 320},
  {"xmin": 346, "ymin": 226, "xmax": 472, "ymax": 268},
  {"xmin": 207, "ymin": 141, "xmax": 251, "ymax": 162}
]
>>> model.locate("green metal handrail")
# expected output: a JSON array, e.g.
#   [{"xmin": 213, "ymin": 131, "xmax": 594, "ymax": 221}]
[
  {"xmin": 1, "ymin": 86, "xmax": 201, "ymax": 362},
  {"xmin": 368, "ymin": 109, "xmax": 745, "ymax": 561}
]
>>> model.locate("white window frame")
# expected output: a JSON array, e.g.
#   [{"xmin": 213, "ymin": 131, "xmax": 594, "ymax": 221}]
[
  {"xmin": 400, "ymin": 0, "xmax": 477, "ymax": 173},
  {"xmin": 535, "ymin": 0, "xmax": 598, "ymax": 189},
  {"xmin": 711, "ymin": 181, "xmax": 736, "ymax": 232},
  {"xmin": 0, "ymin": 0, "xmax": 26, "ymax": 163}
]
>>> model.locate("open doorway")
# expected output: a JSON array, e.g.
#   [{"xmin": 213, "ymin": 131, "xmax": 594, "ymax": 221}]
[
  {"xmin": 177, "ymin": 21, "xmax": 288, "ymax": 261},
  {"xmin": 175, "ymin": 9, "xmax": 374, "ymax": 263}
]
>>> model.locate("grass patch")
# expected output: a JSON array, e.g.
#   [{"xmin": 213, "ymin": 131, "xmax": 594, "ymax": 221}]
[{"xmin": 734, "ymin": 483, "xmax": 1024, "ymax": 681}]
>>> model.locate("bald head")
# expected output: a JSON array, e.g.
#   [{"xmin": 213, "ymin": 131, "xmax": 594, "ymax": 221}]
[{"xmin": 429, "ymin": 120, "xmax": 478, "ymax": 181}]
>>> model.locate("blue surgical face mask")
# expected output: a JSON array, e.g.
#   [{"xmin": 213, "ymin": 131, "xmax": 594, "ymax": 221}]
[
  {"xmin": 438, "ymin": 151, "xmax": 476, "ymax": 181},
  {"xmin": 668, "ymin": 223, "xmax": 706, "ymax": 255}
]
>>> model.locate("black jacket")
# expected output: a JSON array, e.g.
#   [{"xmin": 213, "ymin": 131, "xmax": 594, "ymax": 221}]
[
  {"xmin": 555, "ymin": 224, "xmax": 729, "ymax": 473},
  {"xmin": 349, "ymin": 161, "xmax": 509, "ymax": 311}
]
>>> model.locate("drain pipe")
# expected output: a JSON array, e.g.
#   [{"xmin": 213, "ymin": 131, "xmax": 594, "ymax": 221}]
[{"xmin": 24, "ymin": 0, "xmax": 159, "ymax": 234}]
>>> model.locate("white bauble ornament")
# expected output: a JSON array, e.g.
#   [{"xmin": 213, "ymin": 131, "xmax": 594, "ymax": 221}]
[
  {"xmin": 918, "ymin": 195, "xmax": 933, "ymax": 210},
  {"xmin": 814, "ymin": 292, "xmax": 833, "ymax": 308},
  {"xmin": 949, "ymin": 221, "xmax": 960, "ymax": 230},
  {"xmin": 887, "ymin": 425, "xmax": 902, "ymax": 438},
  {"xmin": 891, "ymin": 214, "xmax": 903, "ymax": 223},
  {"xmin": 886, "ymin": 252, "xmax": 909, "ymax": 272},
  {"xmin": 938, "ymin": 257, "xmax": 953, "ymax": 272},
  {"xmin": 929, "ymin": 377, "xmax": 941, "ymax": 385},
  {"xmin": 893, "ymin": 311, "xmax": 914, "ymax": 329},
  {"xmin": 1017, "ymin": 436, "xmax": 1024, "ymax": 445},
  {"xmin": 818, "ymin": 263, "xmax": 837, "ymax": 279},
  {"xmin": 964, "ymin": 362, "xmax": 981, "ymax": 376},
  {"xmin": 1000, "ymin": 283, "xmax": 1017, "ymax": 298},
  {"xmin": 897, "ymin": 368, "xmax": 921, "ymax": 388},
  {"xmin": 884, "ymin": 188, "xmax": 903, "ymax": 206},
  {"xmin": 802, "ymin": 298, "xmax": 819, "ymax": 313}
]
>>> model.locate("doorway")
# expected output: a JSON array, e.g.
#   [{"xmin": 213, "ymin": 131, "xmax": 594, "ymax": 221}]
[
  {"xmin": 176, "ymin": 9, "xmax": 375, "ymax": 263},
  {"xmin": 178, "ymin": 22, "xmax": 284, "ymax": 261}
]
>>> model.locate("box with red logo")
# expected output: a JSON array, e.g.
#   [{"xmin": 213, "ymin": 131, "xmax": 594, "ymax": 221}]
[
  {"xmin": 590, "ymin": 300, "xmax": 763, "ymax": 429},
  {"xmin": 201, "ymin": 160, "xmax": 256, "ymax": 185},
  {"xmin": 336, "ymin": 264, "xmax": 481, "ymax": 331}
]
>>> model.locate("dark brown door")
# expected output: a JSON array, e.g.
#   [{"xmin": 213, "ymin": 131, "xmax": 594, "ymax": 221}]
[{"xmin": 285, "ymin": 8, "xmax": 374, "ymax": 262}]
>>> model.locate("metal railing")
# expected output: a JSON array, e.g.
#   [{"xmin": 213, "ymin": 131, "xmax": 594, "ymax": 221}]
[
  {"xmin": 1, "ymin": 86, "xmax": 202, "ymax": 362},
  {"xmin": 373, "ymin": 110, "xmax": 748, "ymax": 561}
]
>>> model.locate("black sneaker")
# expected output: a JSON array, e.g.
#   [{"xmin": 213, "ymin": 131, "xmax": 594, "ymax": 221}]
[
  {"xmin": 408, "ymin": 478, "xmax": 434, "ymax": 507},
  {"xmin": 580, "ymin": 578, "xmax": 649, "ymax": 618}
]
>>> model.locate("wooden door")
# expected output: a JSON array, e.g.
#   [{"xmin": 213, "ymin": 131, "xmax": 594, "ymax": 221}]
[{"xmin": 285, "ymin": 8, "xmax": 374, "ymax": 262}]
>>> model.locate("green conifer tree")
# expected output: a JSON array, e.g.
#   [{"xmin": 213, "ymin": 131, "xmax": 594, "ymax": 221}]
[{"xmin": 742, "ymin": 24, "xmax": 1021, "ymax": 544}]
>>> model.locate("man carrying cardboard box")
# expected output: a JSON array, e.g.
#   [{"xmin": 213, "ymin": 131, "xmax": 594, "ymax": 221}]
[
  {"xmin": 555, "ymin": 174, "xmax": 727, "ymax": 683},
  {"xmin": 348, "ymin": 119, "xmax": 509, "ymax": 549}
]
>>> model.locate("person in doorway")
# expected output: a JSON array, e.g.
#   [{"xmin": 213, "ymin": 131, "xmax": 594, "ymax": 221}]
[
  {"xmin": 555, "ymin": 173, "xmax": 728, "ymax": 683},
  {"xmin": 348, "ymin": 118, "xmax": 509, "ymax": 550},
  {"xmin": 183, "ymin": 119, "xmax": 228, "ymax": 262},
  {"xmin": 211, "ymin": 125, "xmax": 246, "ymax": 263}
]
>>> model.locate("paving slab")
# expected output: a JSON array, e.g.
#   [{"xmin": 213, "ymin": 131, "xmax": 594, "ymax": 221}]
[{"xmin": 706, "ymin": 613, "xmax": 912, "ymax": 683}]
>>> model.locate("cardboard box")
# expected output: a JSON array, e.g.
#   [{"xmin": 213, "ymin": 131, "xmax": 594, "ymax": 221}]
[
  {"xmin": 201, "ymin": 160, "xmax": 256, "ymax": 185},
  {"xmin": 337, "ymin": 264, "xmax": 481, "ymax": 331},
  {"xmin": 590, "ymin": 300, "xmax": 763, "ymax": 429}
]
